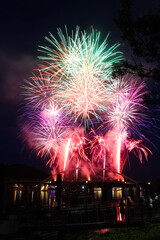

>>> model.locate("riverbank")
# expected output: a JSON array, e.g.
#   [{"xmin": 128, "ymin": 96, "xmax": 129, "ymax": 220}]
[
  {"xmin": 0, "ymin": 223, "xmax": 160, "ymax": 240},
  {"xmin": 93, "ymin": 223, "xmax": 160, "ymax": 240}
]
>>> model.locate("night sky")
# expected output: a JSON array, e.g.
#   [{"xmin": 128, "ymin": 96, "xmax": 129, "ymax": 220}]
[{"xmin": 0, "ymin": 0, "xmax": 160, "ymax": 182}]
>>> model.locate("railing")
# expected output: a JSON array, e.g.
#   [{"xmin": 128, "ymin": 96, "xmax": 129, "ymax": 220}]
[{"xmin": 9, "ymin": 202, "xmax": 160, "ymax": 228}]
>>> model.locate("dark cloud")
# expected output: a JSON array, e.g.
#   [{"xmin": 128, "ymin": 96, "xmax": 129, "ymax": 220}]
[{"xmin": 0, "ymin": 51, "xmax": 37, "ymax": 104}]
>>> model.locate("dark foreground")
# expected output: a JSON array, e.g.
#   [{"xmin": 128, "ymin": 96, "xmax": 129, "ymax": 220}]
[
  {"xmin": 0, "ymin": 223, "xmax": 160, "ymax": 240},
  {"xmin": 0, "ymin": 205, "xmax": 160, "ymax": 240}
]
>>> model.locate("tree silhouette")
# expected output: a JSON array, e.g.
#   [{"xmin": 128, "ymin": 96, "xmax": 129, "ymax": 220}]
[{"xmin": 113, "ymin": 0, "xmax": 160, "ymax": 82}]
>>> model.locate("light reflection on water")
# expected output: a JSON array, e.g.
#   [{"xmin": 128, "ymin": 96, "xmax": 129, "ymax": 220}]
[
  {"xmin": 13, "ymin": 187, "xmax": 103, "ymax": 208},
  {"xmin": 40, "ymin": 190, "xmax": 48, "ymax": 206},
  {"xmin": 12, "ymin": 188, "xmax": 121, "ymax": 225},
  {"xmin": 13, "ymin": 189, "xmax": 56, "ymax": 207},
  {"xmin": 94, "ymin": 229, "xmax": 110, "ymax": 234},
  {"xmin": 31, "ymin": 191, "xmax": 34, "ymax": 202},
  {"xmin": 14, "ymin": 190, "xmax": 22, "ymax": 205}
]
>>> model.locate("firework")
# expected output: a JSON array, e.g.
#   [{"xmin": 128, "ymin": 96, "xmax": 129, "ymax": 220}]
[
  {"xmin": 22, "ymin": 101, "xmax": 69, "ymax": 169},
  {"xmin": 91, "ymin": 76, "xmax": 152, "ymax": 176},
  {"xmin": 21, "ymin": 27, "xmax": 152, "ymax": 181},
  {"xmin": 38, "ymin": 27, "xmax": 123, "ymax": 125}
]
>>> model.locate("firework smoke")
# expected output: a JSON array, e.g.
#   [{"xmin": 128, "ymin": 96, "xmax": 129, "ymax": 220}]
[{"xmin": 21, "ymin": 27, "xmax": 152, "ymax": 181}]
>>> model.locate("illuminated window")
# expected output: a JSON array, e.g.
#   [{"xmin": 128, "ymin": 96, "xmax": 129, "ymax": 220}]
[{"xmin": 112, "ymin": 187, "xmax": 122, "ymax": 199}]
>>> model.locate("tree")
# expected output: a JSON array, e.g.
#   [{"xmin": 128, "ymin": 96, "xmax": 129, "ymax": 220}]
[{"xmin": 113, "ymin": 0, "xmax": 160, "ymax": 82}]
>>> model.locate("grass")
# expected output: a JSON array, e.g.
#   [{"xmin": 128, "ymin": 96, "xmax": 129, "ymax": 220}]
[{"xmin": 93, "ymin": 224, "xmax": 160, "ymax": 240}]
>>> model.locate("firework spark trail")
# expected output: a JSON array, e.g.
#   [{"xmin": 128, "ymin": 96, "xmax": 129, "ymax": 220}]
[
  {"xmin": 126, "ymin": 140, "xmax": 152, "ymax": 163},
  {"xmin": 21, "ymin": 27, "xmax": 153, "ymax": 180},
  {"xmin": 116, "ymin": 134, "xmax": 121, "ymax": 173},
  {"xmin": 90, "ymin": 76, "xmax": 151, "ymax": 178},
  {"xmin": 90, "ymin": 134, "xmax": 108, "ymax": 164},
  {"xmin": 23, "ymin": 72, "xmax": 57, "ymax": 110},
  {"xmin": 102, "ymin": 77, "xmax": 151, "ymax": 173},
  {"xmin": 39, "ymin": 27, "xmax": 123, "ymax": 79},
  {"xmin": 76, "ymin": 158, "xmax": 80, "ymax": 180},
  {"xmin": 103, "ymin": 148, "xmax": 106, "ymax": 179},
  {"xmin": 62, "ymin": 129, "xmax": 90, "ymax": 179},
  {"xmin": 63, "ymin": 138, "xmax": 71, "ymax": 171},
  {"xmin": 38, "ymin": 27, "xmax": 123, "ymax": 125},
  {"xmin": 22, "ymin": 100, "xmax": 70, "ymax": 170},
  {"xmin": 67, "ymin": 130, "xmax": 89, "ymax": 161}
]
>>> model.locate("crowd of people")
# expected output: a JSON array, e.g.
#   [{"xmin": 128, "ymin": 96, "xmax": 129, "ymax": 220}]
[{"xmin": 119, "ymin": 193, "xmax": 160, "ymax": 222}]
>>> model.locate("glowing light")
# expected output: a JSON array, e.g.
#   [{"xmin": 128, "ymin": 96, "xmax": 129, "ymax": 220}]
[
  {"xmin": 103, "ymin": 148, "xmax": 106, "ymax": 178},
  {"xmin": 38, "ymin": 26, "xmax": 123, "ymax": 125},
  {"xmin": 21, "ymin": 27, "xmax": 153, "ymax": 181},
  {"xmin": 116, "ymin": 135, "xmax": 121, "ymax": 173},
  {"xmin": 94, "ymin": 77, "xmax": 152, "ymax": 175},
  {"xmin": 64, "ymin": 138, "xmax": 71, "ymax": 171}
]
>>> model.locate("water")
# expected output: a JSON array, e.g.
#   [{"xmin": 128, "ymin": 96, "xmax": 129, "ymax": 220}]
[{"xmin": 13, "ymin": 187, "xmax": 56, "ymax": 208}]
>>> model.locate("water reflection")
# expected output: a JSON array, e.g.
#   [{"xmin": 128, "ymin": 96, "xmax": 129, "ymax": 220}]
[
  {"xmin": 41, "ymin": 190, "xmax": 48, "ymax": 206},
  {"xmin": 31, "ymin": 191, "xmax": 34, "ymax": 202},
  {"xmin": 14, "ymin": 190, "xmax": 22, "ymax": 205},
  {"xmin": 12, "ymin": 187, "xmax": 121, "ymax": 224},
  {"xmin": 13, "ymin": 186, "xmax": 103, "ymax": 207},
  {"xmin": 13, "ymin": 188, "xmax": 57, "ymax": 208}
]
